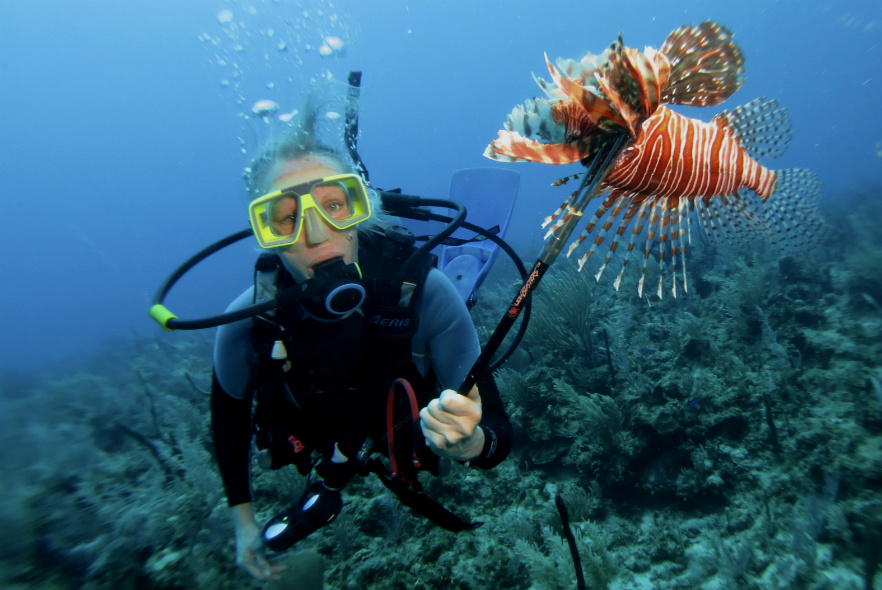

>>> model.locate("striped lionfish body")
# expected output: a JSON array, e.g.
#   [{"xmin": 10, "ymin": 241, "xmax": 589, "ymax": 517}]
[{"xmin": 484, "ymin": 21, "xmax": 826, "ymax": 298}]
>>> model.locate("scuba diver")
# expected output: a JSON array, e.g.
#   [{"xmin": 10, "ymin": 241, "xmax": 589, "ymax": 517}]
[{"xmin": 197, "ymin": 78, "xmax": 515, "ymax": 582}]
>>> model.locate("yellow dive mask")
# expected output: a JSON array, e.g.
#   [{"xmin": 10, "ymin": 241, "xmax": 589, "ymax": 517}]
[{"xmin": 248, "ymin": 173, "xmax": 372, "ymax": 248}]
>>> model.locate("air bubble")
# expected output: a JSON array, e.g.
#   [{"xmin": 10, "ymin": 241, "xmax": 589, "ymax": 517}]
[{"xmin": 252, "ymin": 99, "xmax": 280, "ymax": 117}]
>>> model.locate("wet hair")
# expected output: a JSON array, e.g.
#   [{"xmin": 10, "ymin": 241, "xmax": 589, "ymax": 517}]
[
  {"xmin": 243, "ymin": 77, "xmax": 385, "ymax": 231},
  {"xmin": 244, "ymin": 81, "xmax": 355, "ymax": 196}
]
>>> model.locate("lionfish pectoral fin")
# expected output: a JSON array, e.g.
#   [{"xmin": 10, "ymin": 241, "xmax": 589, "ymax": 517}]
[
  {"xmin": 482, "ymin": 144, "xmax": 522, "ymax": 163},
  {"xmin": 545, "ymin": 52, "xmax": 630, "ymax": 132},
  {"xmin": 716, "ymin": 97, "xmax": 792, "ymax": 160},
  {"xmin": 504, "ymin": 97, "xmax": 565, "ymax": 144},
  {"xmin": 593, "ymin": 69, "xmax": 641, "ymax": 136},
  {"xmin": 595, "ymin": 38, "xmax": 667, "ymax": 133},
  {"xmin": 484, "ymin": 131, "xmax": 588, "ymax": 164},
  {"xmin": 659, "ymin": 21, "xmax": 745, "ymax": 107}
]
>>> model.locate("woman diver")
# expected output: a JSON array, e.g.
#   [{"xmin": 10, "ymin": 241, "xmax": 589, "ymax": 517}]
[{"xmin": 208, "ymin": 80, "xmax": 513, "ymax": 581}]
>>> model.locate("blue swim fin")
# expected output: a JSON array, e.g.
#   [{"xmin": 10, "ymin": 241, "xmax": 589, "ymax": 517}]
[{"xmin": 438, "ymin": 168, "xmax": 519, "ymax": 308}]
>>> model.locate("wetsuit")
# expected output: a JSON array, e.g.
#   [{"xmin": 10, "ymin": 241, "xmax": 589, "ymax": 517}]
[{"xmin": 210, "ymin": 267, "xmax": 512, "ymax": 507}]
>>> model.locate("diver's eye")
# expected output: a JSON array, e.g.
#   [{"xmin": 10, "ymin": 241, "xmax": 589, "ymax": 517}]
[
  {"xmin": 326, "ymin": 201, "xmax": 344, "ymax": 214},
  {"xmin": 271, "ymin": 215, "xmax": 297, "ymax": 236},
  {"xmin": 268, "ymin": 194, "xmax": 299, "ymax": 235},
  {"xmin": 313, "ymin": 182, "xmax": 352, "ymax": 220}
]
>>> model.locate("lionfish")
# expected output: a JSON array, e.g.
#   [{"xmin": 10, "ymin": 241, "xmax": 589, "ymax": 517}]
[{"xmin": 484, "ymin": 21, "xmax": 826, "ymax": 298}]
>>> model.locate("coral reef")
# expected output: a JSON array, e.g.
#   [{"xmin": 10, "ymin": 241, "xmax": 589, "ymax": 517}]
[{"xmin": 1, "ymin": 186, "xmax": 880, "ymax": 589}]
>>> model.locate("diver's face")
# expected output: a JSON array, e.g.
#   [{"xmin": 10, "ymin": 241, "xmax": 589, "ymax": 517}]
[{"xmin": 266, "ymin": 156, "xmax": 358, "ymax": 284}]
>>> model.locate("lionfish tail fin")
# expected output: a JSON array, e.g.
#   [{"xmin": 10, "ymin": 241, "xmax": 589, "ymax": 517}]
[
  {"xmin": 660, "ymin": 21, "xmax": 745, "ymax": 107},
  {"xmin": 717, "ymin": 97, "xmax": 792, "ymax": 159},
  {"xmin": 764, "ymin": 169, "xmax": 828, "ymax": 250}
]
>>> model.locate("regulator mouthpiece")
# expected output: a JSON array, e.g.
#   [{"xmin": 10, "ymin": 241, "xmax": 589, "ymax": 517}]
[{"xmin": 299, "ymin": 257, "xmax": 365, "ymax": 320}]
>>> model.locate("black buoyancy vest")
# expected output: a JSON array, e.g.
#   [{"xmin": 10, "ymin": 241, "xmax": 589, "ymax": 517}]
[{"xmin": 250, "ymin": 225, "xmax": 440, "ymax": 481}]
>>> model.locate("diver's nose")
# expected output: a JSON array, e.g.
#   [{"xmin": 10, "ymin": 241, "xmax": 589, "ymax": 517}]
[{"xmin": 303, "ymin": 208, "xmax": 332, "ymax": 245}]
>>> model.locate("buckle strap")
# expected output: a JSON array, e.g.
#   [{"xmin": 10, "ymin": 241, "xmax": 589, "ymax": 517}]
[{"xmin": 386, "ymin": 378, "xmax": 422, "ymax": 477}]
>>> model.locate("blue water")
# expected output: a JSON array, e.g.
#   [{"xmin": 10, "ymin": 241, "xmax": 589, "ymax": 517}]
[{"xmin": 1, "ymin": 0, "xmax": 880, "ymax": 374}]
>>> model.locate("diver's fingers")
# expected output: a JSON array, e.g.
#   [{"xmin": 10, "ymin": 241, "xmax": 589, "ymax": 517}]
[
  {"xmin": 243, "ymin": 548, "xmax": 288, "ymax": 580},
  {"xmin": 419, "ymin": 407, "xmax": 446, "ymax": 435},
  {"xmin": 435, "ymin": 389, "xmax": 482, "ymax": 419},
  {"xmin": 245, "ymin": 564, "xmax": 287, "ymax": 581},
  {"xmin": 260, "ymin": 557, "xmax": 288, "ymax": 577},
  {"xmin": 241, "ymin": 550, "xmax": 271, "ymax": 580},
  {"xmin": 425, "ymin": 397, "xmax": 458, "ymax": 424},
  {"xmin": 267, "ymin": 563, "xmax": 289, "ymax": 578},
  {"xmin": 419, "ymin": 414, "xmax": 449, "ymax": 450},
  {"xmin": 420, "ymin": 407, "xmax": 469, "ymax": 445}
]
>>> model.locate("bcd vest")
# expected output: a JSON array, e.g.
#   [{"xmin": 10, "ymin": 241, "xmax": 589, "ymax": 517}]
[
  {"xmin": 250, "ymin": 225, "xmax": 441, "ymax": 486},
  {"xmin": 249, "ymin": 225, "xmax": 483, "ymax": 533}
]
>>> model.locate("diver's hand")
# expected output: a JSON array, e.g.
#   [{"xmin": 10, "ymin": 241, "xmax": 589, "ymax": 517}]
[
  {"xmin": 420, "ymin": 386, "xmax": 485, "ymax": 461},
  {"xmin": 231, "ymin": 503, "xmax": 287, "ymax": 580}
]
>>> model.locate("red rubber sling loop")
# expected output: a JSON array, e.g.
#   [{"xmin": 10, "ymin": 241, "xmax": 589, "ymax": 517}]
[{"xmin": 386, "ymin": 377, "xmax": 421, "ymax": 477}]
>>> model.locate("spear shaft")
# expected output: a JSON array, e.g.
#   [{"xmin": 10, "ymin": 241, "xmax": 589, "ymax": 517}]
[{"xmin": 459, "ymin": 133, "xmax": 629, "ymax": 394}]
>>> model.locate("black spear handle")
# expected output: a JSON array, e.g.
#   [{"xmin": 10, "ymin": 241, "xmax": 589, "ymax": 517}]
[{"xmin": 458, "ymin": 133, "xmax": 629, "ymax": 394}]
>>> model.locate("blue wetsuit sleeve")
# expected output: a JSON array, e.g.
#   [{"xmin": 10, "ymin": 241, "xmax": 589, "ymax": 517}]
[
  {"xmin": 213, "ymin": 287, "xmax": 258, "ymax": 399},
  {"xmin": 417, "ymin": 269, "xmax": 481, "ymax": 390},
  {"xmin": 417, "ymin": 269, "xmax": 512, "ymax": 469}
]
